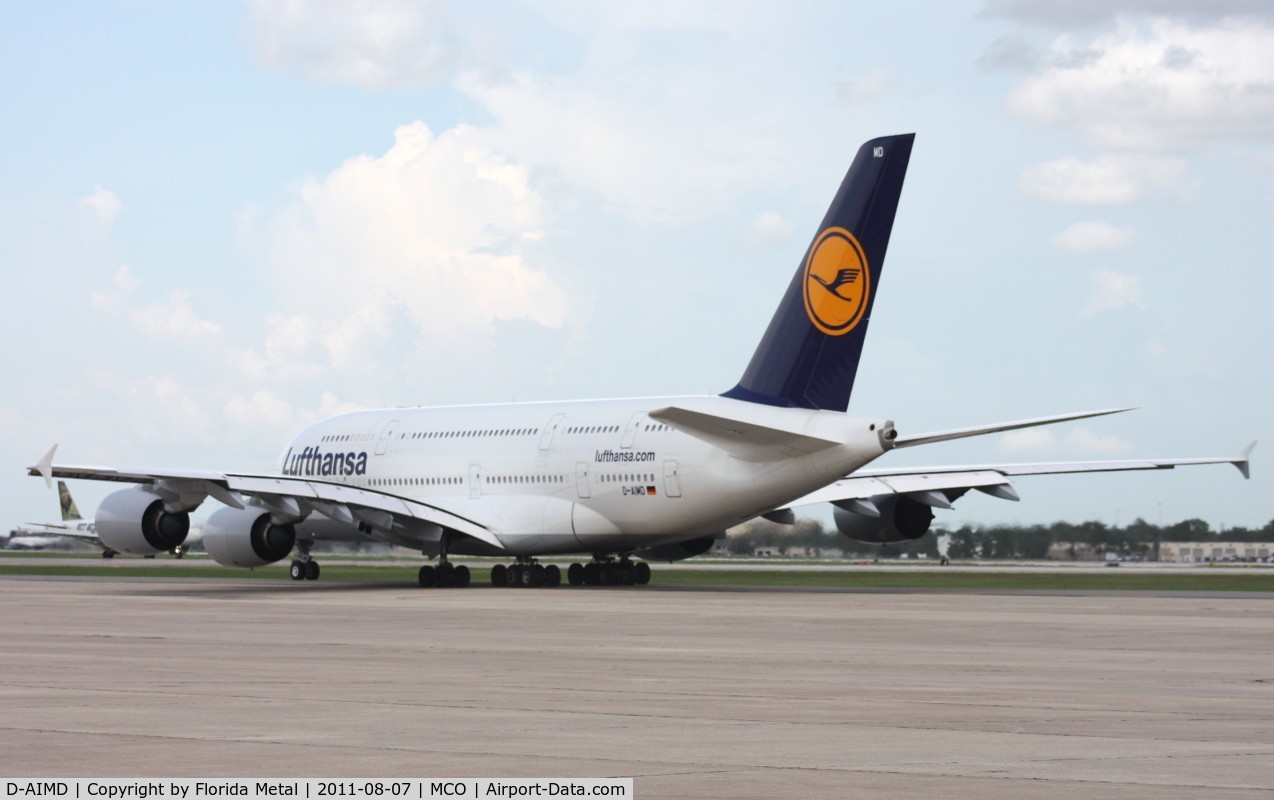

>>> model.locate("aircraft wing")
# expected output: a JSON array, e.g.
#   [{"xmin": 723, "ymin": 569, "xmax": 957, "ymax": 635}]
[
  {"xmin": 784, "ymin": 443, "xmax": 1256, "ymax": 512},
  {"xmin": 27, "ymin": 449, "xmax": 504, "ymax": 551},
  {"xmin": 16, "ymin": 522, "xmax": 101, "ymax": 543}
]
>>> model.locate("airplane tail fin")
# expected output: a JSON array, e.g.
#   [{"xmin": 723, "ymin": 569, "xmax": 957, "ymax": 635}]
[
  {"xmin": 723, "ymin": 133, "xmax": 914, "ymax": 412},
  {"xmin": 58, "ymin": 480, "xmax": 82, "ymax": 521}
]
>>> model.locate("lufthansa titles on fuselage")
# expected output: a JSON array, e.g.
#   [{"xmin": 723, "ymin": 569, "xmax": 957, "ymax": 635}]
[
  {"xmin": 594, "ymin": 449, "xmax": 656, "ymax": 463},
  {"xmin": 282, "ymin": 446, "xmax": 369, "ymax": 478}
]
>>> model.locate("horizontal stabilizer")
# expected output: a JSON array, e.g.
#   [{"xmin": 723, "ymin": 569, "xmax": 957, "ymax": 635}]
[
  {"xmin": 894, "ymin": 408, "xmax": 1134, "ymax": 449},
  {"xmin": 648, "ymin": 405, "xmax": 846, "ymax": 458}
]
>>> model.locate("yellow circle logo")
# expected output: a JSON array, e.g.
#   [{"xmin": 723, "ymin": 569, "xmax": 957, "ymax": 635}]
[{"xmin": 802, "ymin": 227, "xmax": 870, "ymax": 336}]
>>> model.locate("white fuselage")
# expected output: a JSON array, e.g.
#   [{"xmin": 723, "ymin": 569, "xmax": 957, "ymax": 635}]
[{"xmin": 280, "ymin": 395, "xmax": 891, "ymax": 556}]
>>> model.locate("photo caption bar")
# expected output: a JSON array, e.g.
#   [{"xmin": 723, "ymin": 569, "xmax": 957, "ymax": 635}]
[{"xmin": 2, "ymin": 781, "xmax": 632, "ymax": 800}]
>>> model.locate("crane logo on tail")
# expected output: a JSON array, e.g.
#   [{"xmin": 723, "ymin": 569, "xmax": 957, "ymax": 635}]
[{"xmin": 802, "ymin": 226, "xmax": 871, "ymax": 336}]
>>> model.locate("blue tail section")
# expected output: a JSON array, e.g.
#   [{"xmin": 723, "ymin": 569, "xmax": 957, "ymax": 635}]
[{"xmin": 723, "ymin": 133, "xmax": 914, "ymax": 412}]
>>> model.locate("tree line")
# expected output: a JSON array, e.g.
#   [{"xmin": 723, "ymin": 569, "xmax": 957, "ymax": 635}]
[{"xmin": 726, "ymin": 516, "xmax": 1274, "ymax": 560}]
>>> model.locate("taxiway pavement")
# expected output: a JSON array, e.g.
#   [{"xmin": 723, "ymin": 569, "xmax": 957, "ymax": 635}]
[{"xmin": 0, "ymin": 575, "xmax": 1271, "ymax": 799}]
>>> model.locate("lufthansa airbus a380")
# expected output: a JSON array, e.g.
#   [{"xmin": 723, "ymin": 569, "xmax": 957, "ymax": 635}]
[{"xmin": 29, "ymin": 134, "xmax": 1254, "ymax": 588}]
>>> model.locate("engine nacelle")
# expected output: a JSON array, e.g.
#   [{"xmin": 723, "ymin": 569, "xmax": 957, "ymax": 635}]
[
  {"xmin": 203, "ymin": 506, "xmax": 297, "ymax": 568},
  {"xmin": 633, "ymin": 535, "xmax": 716, "ymax": 562},
  {"xmin": 96, "ymin": 487, "xmax": 191, "ymax": 555},
  {"xmin": 834, "ymin": 495, "xmax": 934, "ymax": 544}
]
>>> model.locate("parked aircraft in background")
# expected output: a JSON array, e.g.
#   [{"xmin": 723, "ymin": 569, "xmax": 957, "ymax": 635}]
[
  {"xmin": 29, "ymin": 134, "xmax": 1253, "ymax": 587},
  {"xmin": 9, "ymin": 481, "xmax": 102, "ymax": 552}
]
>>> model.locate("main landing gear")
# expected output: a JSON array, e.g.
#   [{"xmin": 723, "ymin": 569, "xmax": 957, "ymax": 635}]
[
  {"xmin": 486, "ymin": 555, "xmax": 652, "ymax": 587},
  {"xmin": 290, "ymin": 546, "xmax": 320, "ymax": 581},
  {"xmin": 417, "ymin": 532, "xmax": 471, "ymax": 588},
  {"xmin": 490, "ymin": 560, "xmax": 561, "ymax": 588},
  {"xmin": 418, "ymin": 561, "xmax": 470, "ymax": 588},
  {"xmin": 567, "ymin": 556, "xmax": 651, "ymax": 587}
]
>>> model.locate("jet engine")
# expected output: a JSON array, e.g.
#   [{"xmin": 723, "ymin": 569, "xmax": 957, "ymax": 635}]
[
  {"xmin": 203, "ymin": 506, "xmax": 297, "ymax": 568},
  {"xmin": 834, "ymin": 495, "xmax": 934, "ymax": 544},
  {"xmin": 633, "ymin": 534, "xmax": 716, "ymax": 562},
  {"xmin": 96, "ymin": 486, "xmax": 191, "ymax": 555}
]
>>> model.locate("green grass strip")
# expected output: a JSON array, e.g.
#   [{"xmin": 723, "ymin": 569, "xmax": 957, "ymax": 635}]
[{"xmin": 0, "ymin": 563, "xmax": 1271, "ymax": 591}]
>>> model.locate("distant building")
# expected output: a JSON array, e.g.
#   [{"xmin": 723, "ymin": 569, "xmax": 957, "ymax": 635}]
[
  {"xmin": 1047, "ymin": 542, "xmax": 1099, "ymax": 561},
  {"xmin": 1159, "ymin": 542, "xmax": 1271, "ymax": 563},
  {"xmin": 749, "ymin": 545, "xmax": 845, "ymax": 558}
]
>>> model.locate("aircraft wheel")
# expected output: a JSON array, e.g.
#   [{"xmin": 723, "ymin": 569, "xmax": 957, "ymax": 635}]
[
  {"xmin": 418, "ymin": 565, "xmax": 435, "ymax": 588},
  {"xmin": 506, "ymin": 564, "xmax": 520, "ymax": 587},
  {"xmin": 634, "ymin": 562, "xmax": 651, "ymax": 585},
  {"xmin": 519, "ymin": 565, "xmax": 535, "ymax": 587},
  {"xmin": 583, "ymin": 562, "xmax": 600, "ymax": 585},
  {"xmin": 531, "ymin": 564, "xmax": 546, "ymax": 587},
  {"xmin": 290, "ymin": 561, "xmax": 305, "ymax": 581},
  {"xmin": 491, "ymin": 564, "xmax": 507, "ymax": 586},
  {"xmin": 102, "ymin": 549, "xmax": 116, "ymax": 559},
  {"xmin": 545, "ymin": 564, "xmax": 561, "ymax": 588},
  {"xmin": 305, "ymin": 561, "xmax": 320, "ymax": 581},
  {"xmin": 454, "ymin": 565, "xmax": 471, "ymax": 588},
  {"xmin": 617, "ymin": 562, "xmax": 635, "ymax": 586},
  {"xmin": 568, "ymin": 563, "xmax": 584, "ymax": 586},
  {"xmin": 436, "ymin": 562, "xmax": 455, "ymax": 588}
]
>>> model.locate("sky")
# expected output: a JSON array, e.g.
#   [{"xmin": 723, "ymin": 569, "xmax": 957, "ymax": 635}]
[{"xmin": 1, "ymin": 0, "xmax": 1271, "ymax": 534}]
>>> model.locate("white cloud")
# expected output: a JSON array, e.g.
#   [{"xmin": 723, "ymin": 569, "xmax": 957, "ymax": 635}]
[
  {"xmin": 224, "ymin": 389, "xmax": 294, "ymax": 429},
  {"xmin": 1008, "ymin": 20, "xmax": 1274, "ymax": 149},
  {"xmin": 86, "ymin": 371, "xmax": 217, "ymax": 445},
  {"xmin": 80, "ymin": 186, "xmax": 121, "ymax": 225},
  {"xmin": 835, "ymin": 69, "xmax": 896, "ymax": 104},
  {"xmin": 981, "ymin": 1, "xmax": 1274, "ymax": 29},
  {"xmin": 245, "ymin": 0, "xmax": 455, "ymax": 88},
  {"xmin": 258, "ymin": 121, "xmax": 567, "ymax": 370},
  {"xmin": 90, "ymin": 265, "xmax": 141, "ymax": 313},
  {"xmin": 1066, "ymin": 427, "xmax": 1134, "ymax": 454},
  {"xmin": 999, "ymin": 428, "xmax": 1058, "ymax": 453},
  {"xmin": 997, "ymin": 426, "xmax": 1134, "ymax": 454},
  {"xmin": 1049, "ymin": 221, "xmax": 1136, "ymax": 252},
  {"xmin": 1020, "ymin": 153, "xmax": 1185, "ymax": 204},
  {"xmin": 978, "ymin": 32, "xmax": 1044, "ymax": 72},
  {"xmin": 224, "ymin": 389, "xmax": 364, "ymax": 444},
  {"xmin": 457, "ymin": 70, "xmax": 723, "ymax": 223},
  {"xmin": 746, "ymin": 211, "xmax": 793, "ymax": 246},
  {"xmin": 129, "ymin": 290, "xmax": 223, "ymax": 338},
  {"xmin": 450, "ymin": 8, "xmax": 867, "ymax": 225},
  {"xmin": 1083, "ymin": 269, "xmax": 1146, "ymax": 315}
]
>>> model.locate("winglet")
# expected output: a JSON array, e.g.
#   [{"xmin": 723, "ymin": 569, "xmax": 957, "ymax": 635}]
[
  {"xmin": 1234, "ymin": 441, "xmax": 1256, "ymax": 480},
  {"xmin": 30, "ymin": 444, "xmax": 57, "ymax": 489}
]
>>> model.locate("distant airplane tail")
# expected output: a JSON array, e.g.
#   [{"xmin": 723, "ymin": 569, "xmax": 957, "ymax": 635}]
[
  {"xmin": 723, "ymin": 133, "xmax": 914, "ymax": 412},
  {"xmin": 58, "ymin": 480, "xmax": 82, "ymax": 521}
]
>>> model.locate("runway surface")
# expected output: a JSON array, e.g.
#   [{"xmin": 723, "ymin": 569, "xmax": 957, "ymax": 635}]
[{"xmin": 1, "ymin": 575, "xmax": 1271, "ymax": 799}]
